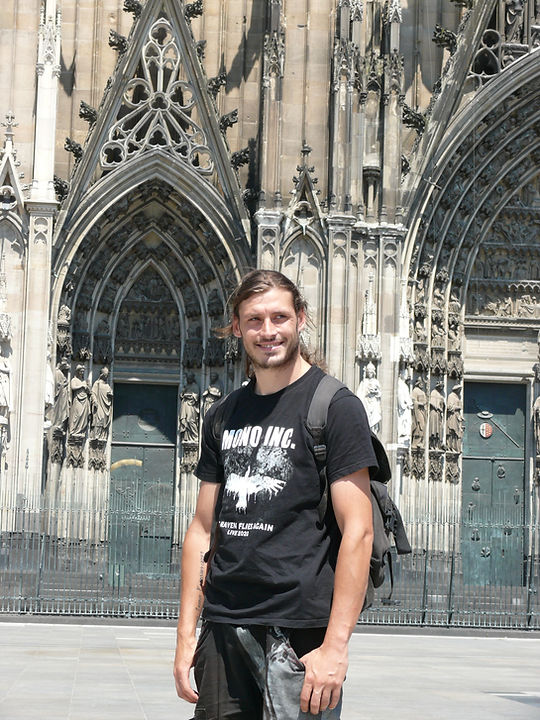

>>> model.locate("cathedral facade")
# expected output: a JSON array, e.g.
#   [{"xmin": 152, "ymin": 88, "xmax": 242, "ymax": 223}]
[{"xmin": 0, "ymin": 0, "xmax": 539, "ymax": 622}]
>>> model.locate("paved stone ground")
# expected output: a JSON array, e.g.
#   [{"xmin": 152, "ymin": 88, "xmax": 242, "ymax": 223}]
[{"xmin": 0, "ymin": 619, "xmax": 539, "ymax": 719}]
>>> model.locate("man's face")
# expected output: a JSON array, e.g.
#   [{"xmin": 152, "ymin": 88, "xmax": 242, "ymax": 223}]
[{"xmin": 232, "ymin": 287, "xmax": 305, "ymax": 372}]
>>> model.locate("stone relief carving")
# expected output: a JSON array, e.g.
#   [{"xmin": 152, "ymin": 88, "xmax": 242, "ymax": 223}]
[
  {"xmin": 397, "ymin": 368, "xmax": 413, "ymax": 447},
  {"xmin": 57, "ymin": 305, "xmax": 72, "ymax": 358},
  {"xmin": 446, "ymin": 384, "xmax": 463, "ymax": 453},
  {"xmin": 89, "ymin": 367, "xmax": 113, "ymax": 471},
  {"xmin": 66, "ymin": 364, "xmax": 91, "ymax": 468},
  {"xmin": 0, "ymin": 346, "xmax": 11, "ymax": 423},
  {"xmin": 413, "ymin": 343, "xmax": 430, "ymax": 374},
  {"xmin": 180, "ymin": 372, "xmax": 200, "ymax": 445},
  {"xmin": 356, "ymin": 362, "xmax": 382, "ymax": 433},
  {"xmin": 207, "ymin": 289, "xmax": 223, "ymax": 319},
  {"xmin": 429, "ymin": 451, "xmax": 443, "ymax": 482},
  {"xmin": 264, "ymin": 30, "xmax": 285, "ymax": 81},
  {"xmin": 115, "ymin": 270, "xmax": 180, "ymax": 362},
  {"xmin": 204, "ymin": 336, "xmax": 225, "ymax": 367},
  {"xmin": 44, "ymin": 350, "xmax": 55, "ymax": 428},
  {"xmin": 356, "ymin": 274, "xmax": 381, "ymax": 361},
  {"xmin": 48, "ymin": 359, "xmax": 70, "ymax": 463},
  {"xmin": 428, "ymin": 381, "xmax": 445, "ymax": 450},
  {"xmin": 184, "ymin": 325, "xmax": 203, "ymax": 368},
  {"xmin": 411, "ymin": 449, "xmax": 425, "ymax": 480},
  {"xmin": 202, "ymin": 373, "xmax": 223, "ymax": 417},
  {"xmin": 446, "ymin": 455, "xmax": 460, "ymax": 484},
  {"xmin": 533, "ymin": 393, "xmax": 540, "ymax": 458},
  {"xmin": 411, "ymin": 377, "xmax": 427, "ymax": 449}
]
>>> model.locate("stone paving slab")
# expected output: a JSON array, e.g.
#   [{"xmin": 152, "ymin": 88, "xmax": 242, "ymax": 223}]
[{"xmin": 0, "ymin": 621, "xmax": 539, "ymax": 719}]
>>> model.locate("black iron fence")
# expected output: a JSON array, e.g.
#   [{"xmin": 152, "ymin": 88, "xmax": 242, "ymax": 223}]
[{"xmin": 1, "ymin": 494, "xmax": 539, "ymax": 628}]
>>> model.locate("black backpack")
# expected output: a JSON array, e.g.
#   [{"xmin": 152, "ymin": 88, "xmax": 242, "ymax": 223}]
[{"xmin": 306, "ymin": 374, "xmax": 411, "ymax": 610}]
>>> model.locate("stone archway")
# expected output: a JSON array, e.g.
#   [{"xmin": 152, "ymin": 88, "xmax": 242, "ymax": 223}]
[{"xmin": 400, "ymin": 51, "xmax": 540, "ymax": 561}]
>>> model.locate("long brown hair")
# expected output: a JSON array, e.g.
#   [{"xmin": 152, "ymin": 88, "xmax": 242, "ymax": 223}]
[{"xmin": 217, "ymin": 269, "xmax": 319, "ymax": 375}]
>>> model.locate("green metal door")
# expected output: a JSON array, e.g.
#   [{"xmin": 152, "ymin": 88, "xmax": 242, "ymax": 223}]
[
  {"xmin": 109, "ymin": 384, "xmax": 177, "ymax": 579},
  {"xmin": 461, "ymin": 382, "xmax": 526, "ymax": 586}
]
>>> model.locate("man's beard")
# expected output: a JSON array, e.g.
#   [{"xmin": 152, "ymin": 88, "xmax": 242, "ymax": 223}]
[{"xmin": 246, "ymin": 333, "xmax": 301, "ymax": 371}]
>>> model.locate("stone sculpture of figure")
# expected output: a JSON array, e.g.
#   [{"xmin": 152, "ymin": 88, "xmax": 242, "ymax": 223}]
[
  {"xmin": 51, "ymin": 358, "xmax": 70, "ymax": 431},
  {"xmin": 202, "ymin": 372, "xmax": 223, "ymax": 417},
  {"xmin": 411, "ymin": 377, "xmax": 427, "ymax": 448},
  {"xmin": 0, "ymin": 346, "xmax": 11, "ymax": 421},
  {"xmin": 533, "ymin": 394, "xmax": 540, "ymax": 458},
  {"xmin": 44, "ymin": 350, "xmax": 55, "ymax": 422},
  {"xmin": 397, "ymin": 368, "xmax": 413, "ymax": 446},
  {"xmin": 90, "ymin": 367, "xmax": 113, "ymax": 442},
  {"xmin": 356, "ymin": 361, "xmax": 382, "ymax": 433},
  {"xmin": 180, "ymin": 372, "xmax": 200, "ymax": 444},
  {"xmin": 446, "ymin": 384, "xmax": 463, "ymax": 453},
  {"xmin": 429, "ymin": 381, "xmax": 445, "ymax": 449},
  {"xmin": 68, "ymin": 364, "xmax": 91, "ymax": 438}
]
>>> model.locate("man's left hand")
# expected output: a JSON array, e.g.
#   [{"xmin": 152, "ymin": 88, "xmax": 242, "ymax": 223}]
[{"xmin": 299, "ymin": 644, "xmax": 347, "ymax": 715}]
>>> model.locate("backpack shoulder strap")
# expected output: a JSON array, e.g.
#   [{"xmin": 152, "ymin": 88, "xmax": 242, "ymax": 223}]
[
  {"xmin": 306, "ymin": 374, "xmax": 345, "ymax": 464},
  {"xmin": 306, "ymin": 374, "xmax": 345, "ymax": 523}
]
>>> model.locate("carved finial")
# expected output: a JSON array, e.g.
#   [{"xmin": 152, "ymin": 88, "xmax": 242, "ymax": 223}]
[
  {"xmin": 301, "ymin": 141, "xmax": 312, "ymax": 161},
  {"xmin": 208, "ymin": 72, "xmax": 227, "ymax": 99},
  {"xmin": 79, "ymin": 101, "xmax": 97, "ymax": 125},
  {"xmin": 64, "ymin": 137, "xmax": 83, "ymax": 160},
  {"xmin": 219, "ymin": 109, "xmax": 238, "ymax": 134},
  {"xmin": 195, "ymin": 40, "xmax": 207, "ymax": 59},
  {"xmin": 386, "ymin": 0, "xmax": 403, "ymax": 24},
  {"xmin": 185, "ymin": 0, "xmax": 203, "ymax": 21},
  {"xmin": 402, "ymin": 103, "xmax": 426, "ymax": 134},
  {"xmin": 432, "ymin": 24, "xmax": 457, "ymax": 53},
  {"xmin": 123, "ymin": 0, "xmax": 142, "ymax": 18},
  {"xmin": 109, "ymin": 30, "xmax": 129, "ymax": 54},
  {"xmin": 231, "ymin": 147, "xmax": 250, "ymax": 170},
  {"xmin": 53, "ymin": 175, "xmax": 70, "ymax": 202},
  {"xmin": 1, "ymin": 111, "xmax": 18, "ymax": 145}
]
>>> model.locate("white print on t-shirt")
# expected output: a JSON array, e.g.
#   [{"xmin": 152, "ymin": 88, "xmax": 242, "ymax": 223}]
[
  {"xmin": 221, "ymin": 425, "xmax": 296, "ymax": 451},
  {"xmin": 222, "ymin": 428, "xmax": 295, "ymax": 520},
  {"xmin": 226, "ymin": 467, "xmax": 286, "ymax": 512}
]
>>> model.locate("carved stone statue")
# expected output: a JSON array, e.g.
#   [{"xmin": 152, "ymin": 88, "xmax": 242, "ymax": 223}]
[
  {"xmin": 202, "ymin": 372, "xmax": 223, "ymax": 417},
  {"xmin": 446, "ymin": 384, "xmax": 463, "ymax": 453},
  {"xmin": 533, "ymin": 394, "xmax": 540, "ymax": 458},
  {"xmin": 180, "ymin": 372, "xmax": 200, "ymax": 444},
  {"xmin": 397, "ymin": 368, "xmax": 413, "ymax": 446},
  {"xmin": 0, "ymin": 346, "xmax": 11, "ymax": 421},
  {"xmin": 429, "ymin": 381, "xmax": 445, "ymax": 450},
  {"xmin": 44, "ymin": 350, "xmax": 55, "ymax": 426},
  {"xmin": 90, "ymin": 367, "xmax": 113, "ymax": 442},
  {"xmin": 51, "ymin": 359, "xmax": 70, "ymax": 432},
  {"xmin": 68, "ymin": 364, "xmax": 91, "ymax": 438},
  {"xmin": 356, "ymin": 361, "xmax": 382, "ymax": 433},
  {"xmin": 411, "ymin": 377, "xmax": 427, "ymax": 448}
]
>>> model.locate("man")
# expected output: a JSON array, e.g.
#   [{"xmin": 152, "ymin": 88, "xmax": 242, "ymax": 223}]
[{"xmin": 174, "ymin": 270, "xmax": 376, "ymax": 719}]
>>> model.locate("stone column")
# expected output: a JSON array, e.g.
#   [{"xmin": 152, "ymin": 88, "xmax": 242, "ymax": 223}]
[
  {"xmin": 326, "ymin": 215, "xmax": 356, "ymax": 382},
  {"xmin": 17, "ymin": 0, "xmax": 60, "ymax": 507},
  {"xmin": 18, "ymin": 207, "xmax": 54, "ymax": 508}
]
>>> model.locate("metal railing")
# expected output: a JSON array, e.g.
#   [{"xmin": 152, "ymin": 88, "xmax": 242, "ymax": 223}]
[{"xmin": 1, "ymin": 486, "xmax": 538, "ymax": 628}]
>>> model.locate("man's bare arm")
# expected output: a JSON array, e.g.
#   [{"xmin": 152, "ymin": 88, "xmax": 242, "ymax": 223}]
[
  {"xmin": 173, "ymin": 481, "xmax": 220, "ymax": 703},
  {"xmin": 299, "ymin": 467, "xmax": 373, "ymax": 715}
]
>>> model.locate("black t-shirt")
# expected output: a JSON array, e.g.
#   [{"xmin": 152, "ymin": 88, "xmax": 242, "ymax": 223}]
[{"xmin": 195, "ymin": 365, "xmax": 378, "ymax": 628}]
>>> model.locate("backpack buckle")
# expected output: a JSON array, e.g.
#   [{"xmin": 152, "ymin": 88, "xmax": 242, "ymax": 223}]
[{"xmin": 313, "ymin": 444, "xmax": 327, "ymax": 462}]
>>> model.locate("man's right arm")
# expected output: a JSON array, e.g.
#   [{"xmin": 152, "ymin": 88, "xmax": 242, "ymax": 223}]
[{"xmin": 173, "ymin": 480, "xmax": 220, "ymax": 703}]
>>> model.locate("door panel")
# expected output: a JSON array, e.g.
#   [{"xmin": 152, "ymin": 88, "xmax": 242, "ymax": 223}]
[
  {"xmin": 112, "ymin": 384, "xmax": 177, "ymax": 445},
  {"xmin": 109, "ymin": 384, "xmax": 177, "ymax": 578},
  {"xmin": 461, "ymin": 383, "xmax": 525, "ymax": 587}
]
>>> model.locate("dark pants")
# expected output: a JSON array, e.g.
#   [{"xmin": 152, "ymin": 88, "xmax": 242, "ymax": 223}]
[{"xmin": 192, "ymin": 622, "xmax": 342, "ymax": 720}]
